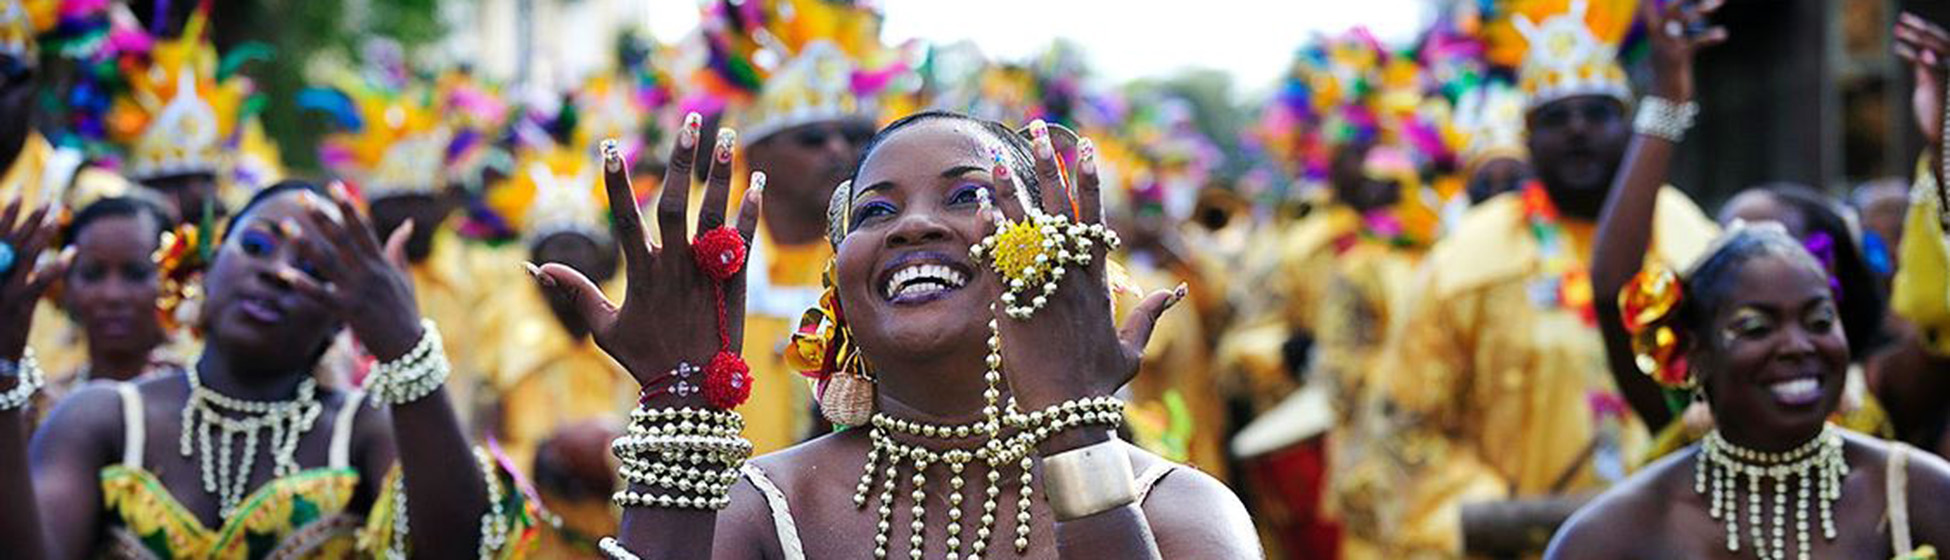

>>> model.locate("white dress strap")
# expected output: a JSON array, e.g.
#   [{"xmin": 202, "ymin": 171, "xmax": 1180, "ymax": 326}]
[
  {"xmin": 740, "ymin": 464, "xmax": 807, "ymax": 560},
  {"xmin": 329, "ymin": 391, "xmax": 365, "ymax": 469},
  {"xmin": 115, "ymin": 383, "xmax": 144, "ymax": 468},
  {"xmin": 1889, "ymin": 442, "xmax": 1915, "ymax": 557},
  {"xmin": 1134, "ymin": 464, "xmax": 1179, "ymax": 504}
]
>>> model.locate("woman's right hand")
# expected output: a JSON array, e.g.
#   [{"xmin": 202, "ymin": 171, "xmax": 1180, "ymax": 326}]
[
  {"xmin": 529, "ymin": 113, "xmax": 763, "ymax": 404},
  {"xmin": 1896, "ymin": 12, "xmax": 1950, "ymax": 149},
  {"xmin": 0, "ymin": 200, "xmax": 66, "ymax": 362}
]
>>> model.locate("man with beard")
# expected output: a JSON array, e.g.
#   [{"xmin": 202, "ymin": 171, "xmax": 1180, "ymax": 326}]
[
  {"xmin": 728, "ymin": 37, "xmax": 904, "ymax": 453},
  {"xmin": 1369, "ymin": 0, "xmax": 1719, "ymax": 556}
]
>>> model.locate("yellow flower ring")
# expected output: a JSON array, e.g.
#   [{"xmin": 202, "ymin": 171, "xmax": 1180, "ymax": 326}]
[{"xmin": 1619, "ymin": 266, "xmax": 1692, "ymax": 388}]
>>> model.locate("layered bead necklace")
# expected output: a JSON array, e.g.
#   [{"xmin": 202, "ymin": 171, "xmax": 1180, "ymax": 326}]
[
  {"xmin": 180, "ymin": 367, "xmax": 324, "ymax": 517},
  {"xmin": 857, "ymin": 319, "xmax": 1022, "ymax": 560},
  {"xmin": 1694, "ymin": 424, "xmax": 1847, "ymax": 560}
]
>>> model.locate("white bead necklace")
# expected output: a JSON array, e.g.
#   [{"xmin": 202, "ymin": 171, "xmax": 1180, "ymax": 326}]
[
  {"xmin": 180, "ymin": 367, "xmax": 323, "ymax": 517},
  {"xmin": 1695, "ymin": 424, "xmax": 1847, "ymax": 560}
]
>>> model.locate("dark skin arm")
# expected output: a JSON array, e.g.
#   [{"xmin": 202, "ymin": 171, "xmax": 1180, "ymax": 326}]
[
  {"xmin": 1590, "ymin": 0, "xmax": 1727, "ymax": 432},
  {"xmin": 0, "ymin": 201, "xmax": 69, "ymax": 560},
  {"xmin": 532, "ymin": 117, "xmax": 764, "ymax": 559},
  {"xmin": 1883, "ymin": 12, "xmax": 1950, "ymax": 446},
  {"xmin": 285, "ymin": 187, "xmax": 488, "ymax": 557}
]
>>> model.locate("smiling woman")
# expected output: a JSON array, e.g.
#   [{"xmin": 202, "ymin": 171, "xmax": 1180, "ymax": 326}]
[
  {"xmin": 0, "ymin": 180, "xmax": 540, "ymax": 558},
  {"xmin": 530, "ymin": 110, "xmax": 1261, "ymax": 559}
]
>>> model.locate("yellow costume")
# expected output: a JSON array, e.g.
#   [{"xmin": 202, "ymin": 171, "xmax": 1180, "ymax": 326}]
[
  {"xmin": 97, "ymin": 384, "xmax": 537, "ymax": 558},
  {"xmin": 1893, "ymin": 158, "xmax": 1950, "ymax": 355},
  {"xmin": 1121, "ymin": 252, "xmax": 1229, "ymax": 482},
  {"xmin": 1374, "ymin": 187, "xmax": 1714, "ymax": 555},
  {"xmin": 408, "ymin": 226, "xmax": 502, "ymax": 432},
  {"xmin": 741, "ymin": 230, "xmax": 828, "ymax": 452}
]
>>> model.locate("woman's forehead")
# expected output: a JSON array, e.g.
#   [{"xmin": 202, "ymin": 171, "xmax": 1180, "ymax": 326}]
[
  {"xmin": 855, "ymin": 120, "xmax": 996, "ymax": 189},
  {"xmin": 1725, "ymin": 254, "xmax": 1829, "ymax": 308}
]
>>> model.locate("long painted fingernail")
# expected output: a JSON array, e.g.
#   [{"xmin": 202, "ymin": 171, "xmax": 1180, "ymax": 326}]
[
  {"xmin": 602, "ymin": 139, "xmax": 623, "ymax": 172},
  {"xmin": 1078, "ymin": 138, "xmax": 1098, "ymax": 175},
  {"xmin": 278, "ymin": 219, "xmax": 301, "ymax": 239},
  {"xmin": 329, "ymin": 181, "xmax": 351, "ymax": 201},
  {"xmin": 680, "ymin": 112, "xmax": 702, "ymax": 149},
  {"xmin": 715, "ymin": 128, "xmax": 737, "ymax": 164},
  {"xmin": 1030, "ymin": 120, "xmax": 1054, "ymax": 159},
  {"xmin": 749, "ymin": 171, "xmax": 767, "ymax": 196},
  {"xmin": 1169, "ymin": 283, "xmax": 1189, "ymax": 307}
]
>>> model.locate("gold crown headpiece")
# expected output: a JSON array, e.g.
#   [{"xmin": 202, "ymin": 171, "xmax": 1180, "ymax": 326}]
[
  {"xmin": 316, "ymin": 83, "xmax": 452, "ymax": 200},
  {"xmin": 1493, "ymin": 0, "xmax": 1637, "ymax": 110}
]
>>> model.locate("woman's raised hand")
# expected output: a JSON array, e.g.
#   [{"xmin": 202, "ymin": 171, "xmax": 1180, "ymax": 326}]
[
  {"xmin": 529, "ymin": 113, "xmax": 763, "ymax": 403},
  {"xmin": 1896, "ymin": 12, "xmax": 1950, "ymax": 148},
  {"xmin": 984, "ymin": 120, "xmax": 1182, "ymax": 417},
  {"xmin": 283, "ymin": 183, "xmax": 425, "ymax": 361},
  {"xmin": 0, "ymin": 199, "xmax": 67, "ymax": 361},
  {"xmin": 1644, "ymin": 0, "xmax": 1728, "ymax": 102}
]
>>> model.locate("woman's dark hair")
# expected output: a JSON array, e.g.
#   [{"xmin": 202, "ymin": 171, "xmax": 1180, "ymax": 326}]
[
  {"xmin": 1679, "ymin": 225, "xmax": 1876, "ymax": 362},
  {"xmin": 221, "ymin": 179, "xmax": 330, "ymax": 243},
  {"xmin": 829, "ymin": 111, "xmax": 1041, "ymax": 247},
  {"xmin": 65, "ymin": 196, "xmax": 170, "ymax": 246}
]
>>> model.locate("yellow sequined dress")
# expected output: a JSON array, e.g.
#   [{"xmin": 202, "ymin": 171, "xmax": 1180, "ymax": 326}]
[{"xmin": 95, "ymin": 382, "xmax": 537, "ymax": 558}]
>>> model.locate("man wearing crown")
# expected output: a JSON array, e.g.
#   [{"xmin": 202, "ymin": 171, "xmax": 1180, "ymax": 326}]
[{"xmin": 1368, "ymin": 0, "xmax": 1718, "ymax": 556}]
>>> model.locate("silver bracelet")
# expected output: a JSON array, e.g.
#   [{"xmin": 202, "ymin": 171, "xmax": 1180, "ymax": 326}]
[
  {"xmin": 598, "ymin": 537, "xmax": 643, "ymax": 560},
  {"xmin": 0, "ymin": 349, "xmax": 44, "ymax": 411},
  {"xmin": 1634, "ymin": 96, "xmax": 1700, "ymax": 143},
  {"xmin": 368, "ymin": 320, "xmax": 450, "ymax": 406},
  {"xmin": 1041, "ymin": 440, "xmax": 1138, "ymax": 521}
]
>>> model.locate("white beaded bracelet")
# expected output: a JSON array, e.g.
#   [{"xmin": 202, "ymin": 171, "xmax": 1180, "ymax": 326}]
[
  {"xmin": 367, "ymin": 320, "xmax": 450, "ymax": 407},
  {"xmin": 1634, "ymin": 96, "xmax": 1700, "ymax": 143},
  {"xmin": 0, "ymin": 348, "xmax": 44, "ymax": 412}
]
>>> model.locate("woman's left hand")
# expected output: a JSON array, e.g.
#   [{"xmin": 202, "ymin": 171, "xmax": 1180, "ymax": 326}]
[
  {"xmin": 285, "ymin": 182, "xmax": 425, "ymax": 361},
  {"xmin": 1644, "ymin": 0, "xmax": 1728, "ymax": 102},
  {"xmin": 986, "ymin": 121, "xmax": 1183, "ymax": 427}
]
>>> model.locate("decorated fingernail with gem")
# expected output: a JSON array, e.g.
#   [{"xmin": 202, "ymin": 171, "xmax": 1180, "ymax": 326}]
[
  {"xmin": 680, "ymin": 112, "xmax": 702, "ymax": 149},
  {"xmin": 602, "ymin": 139, "xmax": 623, "ymax": 172},
  {"xmin": 989, "ymin": 146, "xmax": 1011, "ymax": 180},
  {"xmin": 715, "ymin": 128, "xmax": 737, "ymax": 164}
]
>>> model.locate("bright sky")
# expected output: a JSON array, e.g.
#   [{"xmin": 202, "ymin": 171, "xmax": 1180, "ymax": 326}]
[{"xmin": 645, "ymin": 0, "xmax": 1435, "ymax": 93}]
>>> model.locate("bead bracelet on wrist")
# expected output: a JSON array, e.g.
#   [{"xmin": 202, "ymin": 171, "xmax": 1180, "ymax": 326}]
[
  {"xmin": 1634, "ymin": 96, "xmax": 1700, "ymax": 143},
  {"xmin": 0, "ymin": 348, "xmax": 43, "ymax": 411}
]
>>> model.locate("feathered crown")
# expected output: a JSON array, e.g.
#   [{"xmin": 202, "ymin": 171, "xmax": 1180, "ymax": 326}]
[
  {"xmin": 486, "ymin": 145, "xmax": 609, "ymax": 247},
  {"xmin": 309, "ymin": 83, "xmax": 452, "ymax": 200},
  {"xmin": 692, "ymin": 0, "xmax": 912, "ymax": 143},
  {"xmin": 105, "ymin": 3, "xmax": 247, "ymax": 181},
  {"xmin": 1455, "ymin": 79, "xmax": 1530, "ymax": 174},
  {"xmin": 1491, "ymin": 0, "xmax": 1637, "ymax": 109}
]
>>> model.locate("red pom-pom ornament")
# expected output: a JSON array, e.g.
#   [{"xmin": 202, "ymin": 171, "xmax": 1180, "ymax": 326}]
[
  {"xmin": 704, "ymin": 351, "xmax": 753, "ymax": 409},
  {"xmin": 693, "ymin": 227, "xmax": 748, "ymax": 280}
]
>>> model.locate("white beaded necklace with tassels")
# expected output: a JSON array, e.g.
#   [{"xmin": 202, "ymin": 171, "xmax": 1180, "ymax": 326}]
[
  {"xmin": 180, "ymin": 367, "xmax": 324, "ymax": 518},
  {"xmin": 1695, "ymin": 423, "xmax": 1848, "ymax": 560}
]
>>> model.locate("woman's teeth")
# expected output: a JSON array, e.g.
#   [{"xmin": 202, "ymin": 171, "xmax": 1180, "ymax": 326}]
[
  {"xmin": 1769, "ymin": 378, "xmax": 1822, "ymax": 406},
  {"xmin": 884, "ymin": 264, "xmax": 968, "ymax": 300}
]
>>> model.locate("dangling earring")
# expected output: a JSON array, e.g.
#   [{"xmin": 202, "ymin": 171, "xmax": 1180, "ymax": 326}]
[{"xmin": 789, "ymin": 260, "xmax": 875, "ymax": 426}]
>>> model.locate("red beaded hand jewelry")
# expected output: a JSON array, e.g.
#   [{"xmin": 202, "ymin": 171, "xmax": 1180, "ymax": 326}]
[
  {"xmin": 694, "ymin": 224, "xmax": 752, "ymax": 409},
  {"xmin": 638, "ymin": 361, "xmax": 702, "ymax": 403}
]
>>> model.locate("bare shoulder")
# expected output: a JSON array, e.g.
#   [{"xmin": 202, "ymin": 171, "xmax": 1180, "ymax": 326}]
[
  {"xmin": 713, "ymin": 475, "xmax": 784, "ymax": 559},
  {"xmin": 1126, "ymin": 444, "xmax": 1263, "ymax": 559},
  {"xmin": 1848, "ymin": 431, "xmax": 1950, "ymax": 544},
  {"xmin": 714, "ymin": 431, "xmax": 864, "ymax": 559},
  {"xmin": 28, "ymin": 380, "xmax": 127, "ymax": 462},
  {"xmin": 1546, "ymin": 449, "xmax": 1691, "ymax": 559}
]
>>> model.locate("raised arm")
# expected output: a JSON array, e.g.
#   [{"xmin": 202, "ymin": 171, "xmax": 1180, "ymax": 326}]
[
  {"xmin": 283, "ymin": 184, "xmax": 494, "ymax": 557},
  {"xmin": 0, "ymin": 201, "xmax": 72, "ymax": 559},
  {"xmin": 528, "ymin": 114, "xmax": 765, "ymax": 559},
  {"xmin": 1590, "ymin": 0, "xmax": 1726, "ymax": 431}
]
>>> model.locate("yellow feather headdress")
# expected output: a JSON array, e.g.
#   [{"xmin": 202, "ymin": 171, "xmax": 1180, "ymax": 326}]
[
  {"xmin": 107, "ymin": 6, "xmax": 245, "ymax": 182},
  {"xmin": 486, "ymin": 145, "xmax": 609, "ymax": 247}
]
